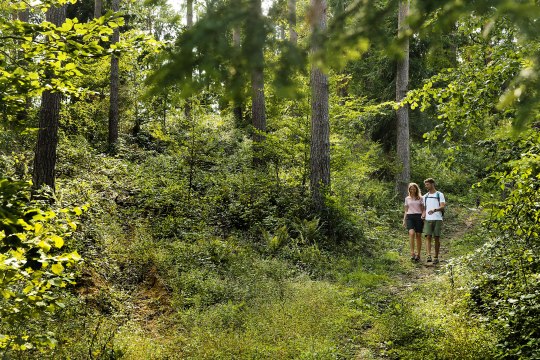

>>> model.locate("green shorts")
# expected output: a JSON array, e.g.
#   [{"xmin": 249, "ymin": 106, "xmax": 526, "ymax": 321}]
[{"xmin": 423, "ymin": 220, "xmax": 442, "ymax": 237}]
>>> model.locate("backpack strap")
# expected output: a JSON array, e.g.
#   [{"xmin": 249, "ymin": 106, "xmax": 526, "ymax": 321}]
[
  {"xmin": 424, "ymin": 193, "xmax": 439, "ymax": 204},
  {"xmin": 425, "ymin": 192, "xmax": 441, "ymax": 207}
]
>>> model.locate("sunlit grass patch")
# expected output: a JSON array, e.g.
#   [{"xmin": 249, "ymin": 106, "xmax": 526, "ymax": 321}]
[
  {"xmin": 116, "ymin": 277, "xmax": 364, "ymax": 359},
  {"xmin": 364, "ymin": 274, "xmax": 498, "ymax": 360},
  {"xmin": 340, "ymin": 269, "xmax": 390, "ymax": 289}
]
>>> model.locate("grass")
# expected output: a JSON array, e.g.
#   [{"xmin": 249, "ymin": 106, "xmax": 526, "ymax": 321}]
[
  {"xmin": 355, "ymin": 203, "xmax": 500, "ymax": 360},
  {"xmin": 116, "ymin": 277, "xmax": 365, "ymax": 359},
  {"xmin": 363, "ymin": 275, "xmax": 498, "ymax": 360},
  {"xmin": 12, "ymin": 141, "xmax": 498, "ymax": 360},
  {"xmin": 5, "ymin": 199, "xmax": 500, "ymax": 360}
]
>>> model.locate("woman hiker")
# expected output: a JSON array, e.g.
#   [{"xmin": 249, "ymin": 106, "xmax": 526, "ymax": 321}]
[{"xmin": 403, "ymin": 182, "xmax": 424, "ymax": 262}]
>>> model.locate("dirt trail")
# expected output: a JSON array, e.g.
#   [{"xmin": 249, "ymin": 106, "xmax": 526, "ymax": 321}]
[
  {"xmin": 355, "ymin": 211, "xmax": 476, "ymax": 359},
  {"xmin": 392, "ymin": 212, "xmax": 472, "ymax": 293}
]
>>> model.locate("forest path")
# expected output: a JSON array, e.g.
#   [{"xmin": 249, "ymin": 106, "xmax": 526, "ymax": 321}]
[
  {"xmin": 390, "ymin": 217, "xmax": 470, "ymax": 294},
  {"xmin": 354, "ymin": 209, "xmax": 477, "ymax": 359}
]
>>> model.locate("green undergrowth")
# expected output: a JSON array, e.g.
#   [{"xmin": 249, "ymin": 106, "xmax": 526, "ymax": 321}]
[
  {"xmin": 116, "ymin": 279, "xmax": 366, "ymax": 359},
  {"xmin": 364, "ymin": 275, "xmax": 498, "ymax": 360},
  {"xmin": 15, "ymin": 135, "xmax": 398, "ymax": 359},
  {"xmin": 356, "ymin": 202, "xmax": 500, "ymax": 360},
  {"xmin": 1, "ymin": 133, "xmax": 502, "ymax": 359},
  {"xmin": 43, "ymin": 235, "xmax": 399, "ymax": 359}
]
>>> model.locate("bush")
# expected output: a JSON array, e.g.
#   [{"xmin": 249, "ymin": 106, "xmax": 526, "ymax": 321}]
[
  {"xmin": 461, "ymin": 135, "xmax": 540, "ymax": 359},
  {"xmin": 0, "ymin": 179, "xmax": 83, "ymax": 354}
]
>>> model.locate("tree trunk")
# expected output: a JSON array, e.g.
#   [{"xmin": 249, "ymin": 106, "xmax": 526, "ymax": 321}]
[
  {"xmin": 232, "ymin": 26, "xmax": 243, "ymax": 125},
  {"xmin": 15, "ymin": 9, "xmax": 30, "ymax": 125},
  {"xmin": 251, "ymin": 67, "xmax": 266, "ymax": 140},
  {"xmin": 32, "ymin": 5, "xmax": 66, "ymax": 192},
  {"xmin": 184, "ymin": 0, "xmax": 194, "ymax": 120},
  {"xmin": 186, "ymin": 0, "xmax": 193, "ymax": 27},
  {"xmin": 288, "ymin": 0, "xmax": 297, "ymax": 45},
  {"xmin": 248, "ymin": 0, "xmax": 266, "ymax": 143},
  {"xmin": 395, "ymin": 0, "xmax": 410, "ymax": 198},
  {"xmin": 133, "ymin": 95, "xmax": 141, "ymax": 136},
  {"xmin": 337, "ymin": 74, "xmax": 348, "ymax": 105},
  {"xmin": 94, "ymin": 0, "xmax": 102, "ymax": 18},
  {"xmin": 108, "ymin": 0, "xmax": 120, "ymax": 149},
  {"xmin": 309, "ymin": 0, "xmax": 330, "ymax": 210}
]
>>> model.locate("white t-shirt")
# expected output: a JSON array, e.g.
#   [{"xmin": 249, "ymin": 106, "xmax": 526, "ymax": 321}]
[{"xmin": 423, "ymin": 191, "xmax": 445, "ymax": 221}]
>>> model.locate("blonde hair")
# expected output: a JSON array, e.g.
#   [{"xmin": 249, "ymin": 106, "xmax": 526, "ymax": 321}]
[{"xmin": 408, "ymin": 183, "xmax": 422, "ymax": 200}]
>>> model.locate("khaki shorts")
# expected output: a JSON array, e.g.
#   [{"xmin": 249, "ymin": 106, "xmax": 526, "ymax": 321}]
[{"xmin": 423, "ymin": 220, "xmax": 442, "ymax": 237}]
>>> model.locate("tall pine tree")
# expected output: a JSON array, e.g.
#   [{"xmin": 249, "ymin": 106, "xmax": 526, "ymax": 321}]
[
  {"xmin": 108, "ymin": 0, "xmax": 120, "ymax": 149},
  {"xmin": 309, "ymin": 0, "xmax": 330, "ymax": 210},
  {"xmin": 395, "ymin": 0, "xmax": 410, "ymax": 197}
]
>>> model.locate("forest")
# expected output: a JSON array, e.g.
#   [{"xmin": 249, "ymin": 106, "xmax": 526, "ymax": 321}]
[{"xmin": 1, "ymin": 0, "xmax": 539, "ymax": 358}]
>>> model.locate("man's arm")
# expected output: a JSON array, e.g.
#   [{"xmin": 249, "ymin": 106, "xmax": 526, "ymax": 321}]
[{"xmin": 429, "ymin": 202, "xmax": 445, "ymax": 214}]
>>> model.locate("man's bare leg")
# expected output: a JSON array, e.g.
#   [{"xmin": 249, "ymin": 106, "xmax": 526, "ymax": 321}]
[{"xmin": 426, "ymin": 235, "xmax": 432, "ymax": 260}]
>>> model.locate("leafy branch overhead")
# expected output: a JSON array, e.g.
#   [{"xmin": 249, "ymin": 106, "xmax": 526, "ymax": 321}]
[
  {"xmin": 0, "ymin": 0, "xmax": 159, "ymax": 114},
  {"xmin": 404, "ymin": 0, "xmax": 540, "ymax": 130}
]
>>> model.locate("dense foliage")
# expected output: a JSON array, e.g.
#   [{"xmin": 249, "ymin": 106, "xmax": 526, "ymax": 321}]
[
  {"xmin": 1, "ymin": 0, "xmax": 540, "ymax": 358},
  {"xmin": 0, "ymin": 179, "xmax": 82, "ymax": 352}
]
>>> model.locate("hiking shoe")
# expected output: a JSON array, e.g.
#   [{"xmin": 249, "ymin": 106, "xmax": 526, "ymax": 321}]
[
  {"xmin": 433, "ymin": 258, "xmax": 440, "ymax": 265},
  {"xmin": 410, "ymin": 256, "xmax": 416, "ymax": 261},
  {"xmin": 426, "ymin": 255, "xmax": 432, "ymax": 263},
  {"xmin": 414, "ymin": 255, "xmax": 421, "ymax": 262}
]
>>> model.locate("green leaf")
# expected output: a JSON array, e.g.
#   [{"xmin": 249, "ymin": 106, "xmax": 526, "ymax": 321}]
[
  {"xmin": 60, "ymin": 19, "xmax": 74, "ymax": 32},
  {"xmin": 35, "ymin": 222, "xmax": 43, "ymax": 234},
  {"xmin": 51, "ymin": 235, "xmax": 64, "ymax": 248},
  {"xmin": 70, "ymin": 251, "xmax": 82, "ymax": 261},
  {"xmin": 38, "ymin": 240, "xmax": 51, "ymax": 252},
  {"xmin": 51, "ymin": 263, "xmax": 64, "ymax": 275}
]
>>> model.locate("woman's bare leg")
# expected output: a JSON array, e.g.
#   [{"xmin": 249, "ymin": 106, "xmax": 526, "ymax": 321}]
[{"xmin": 409, "ymin": 229, "xmax": 416, "ymax": 257}]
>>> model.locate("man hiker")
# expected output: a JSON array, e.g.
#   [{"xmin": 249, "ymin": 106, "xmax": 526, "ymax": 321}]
[{"xmin": 422, "ymin": 178, "xmax": 446, "ymax": 264}]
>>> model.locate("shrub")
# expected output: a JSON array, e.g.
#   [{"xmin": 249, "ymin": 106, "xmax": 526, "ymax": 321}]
[
  {"xmin": 0, "ymin": 179, "xmax": 83, "ymax": 354},
  {"xmin": 462, "ymin": 133, "xmax": 540, "ymax": 359}
]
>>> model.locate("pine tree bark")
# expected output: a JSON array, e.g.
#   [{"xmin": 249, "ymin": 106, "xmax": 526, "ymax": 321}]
[
  {"xmin": 94, "ymin": 0, "xmax": 102, "ymax": 18},
  {"xmin": 248, "ymin": 0, "xmax": 266, "ymax": 143},
  {"xmin": 108, "ymin": 0, "xmax": 120, "ymax": 148},
  {"xmin": 186, "ymin": 0, "xmax": 193, "ymax": 27},
  {"xmin": 184, "ymin": 0, "xmax": 194, "ymax": 120},
  {"xmin": 15, "ymin": 9, "xmax": 30, "ymax": 124},
  {"xmin": 309, "ymin": 0, "xmax": 330, "ymax": 210},
  {"xmin": 32, "ymin": 5, "xmax": 66, "ymax": 192},
  {"xmin": 395, "ymin": 0, "xmax": 410, "ymax": 198},
  {"xmin": 251, "ymin": 67, "xmax": 266, "ymax": 140},
  {"xmin": 288, "ymin": 0, "xmax": 297, "ymax": 45},
  {"xmin": 232, "ymin": 26, "xmax": 243, "ymax": 125}
]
